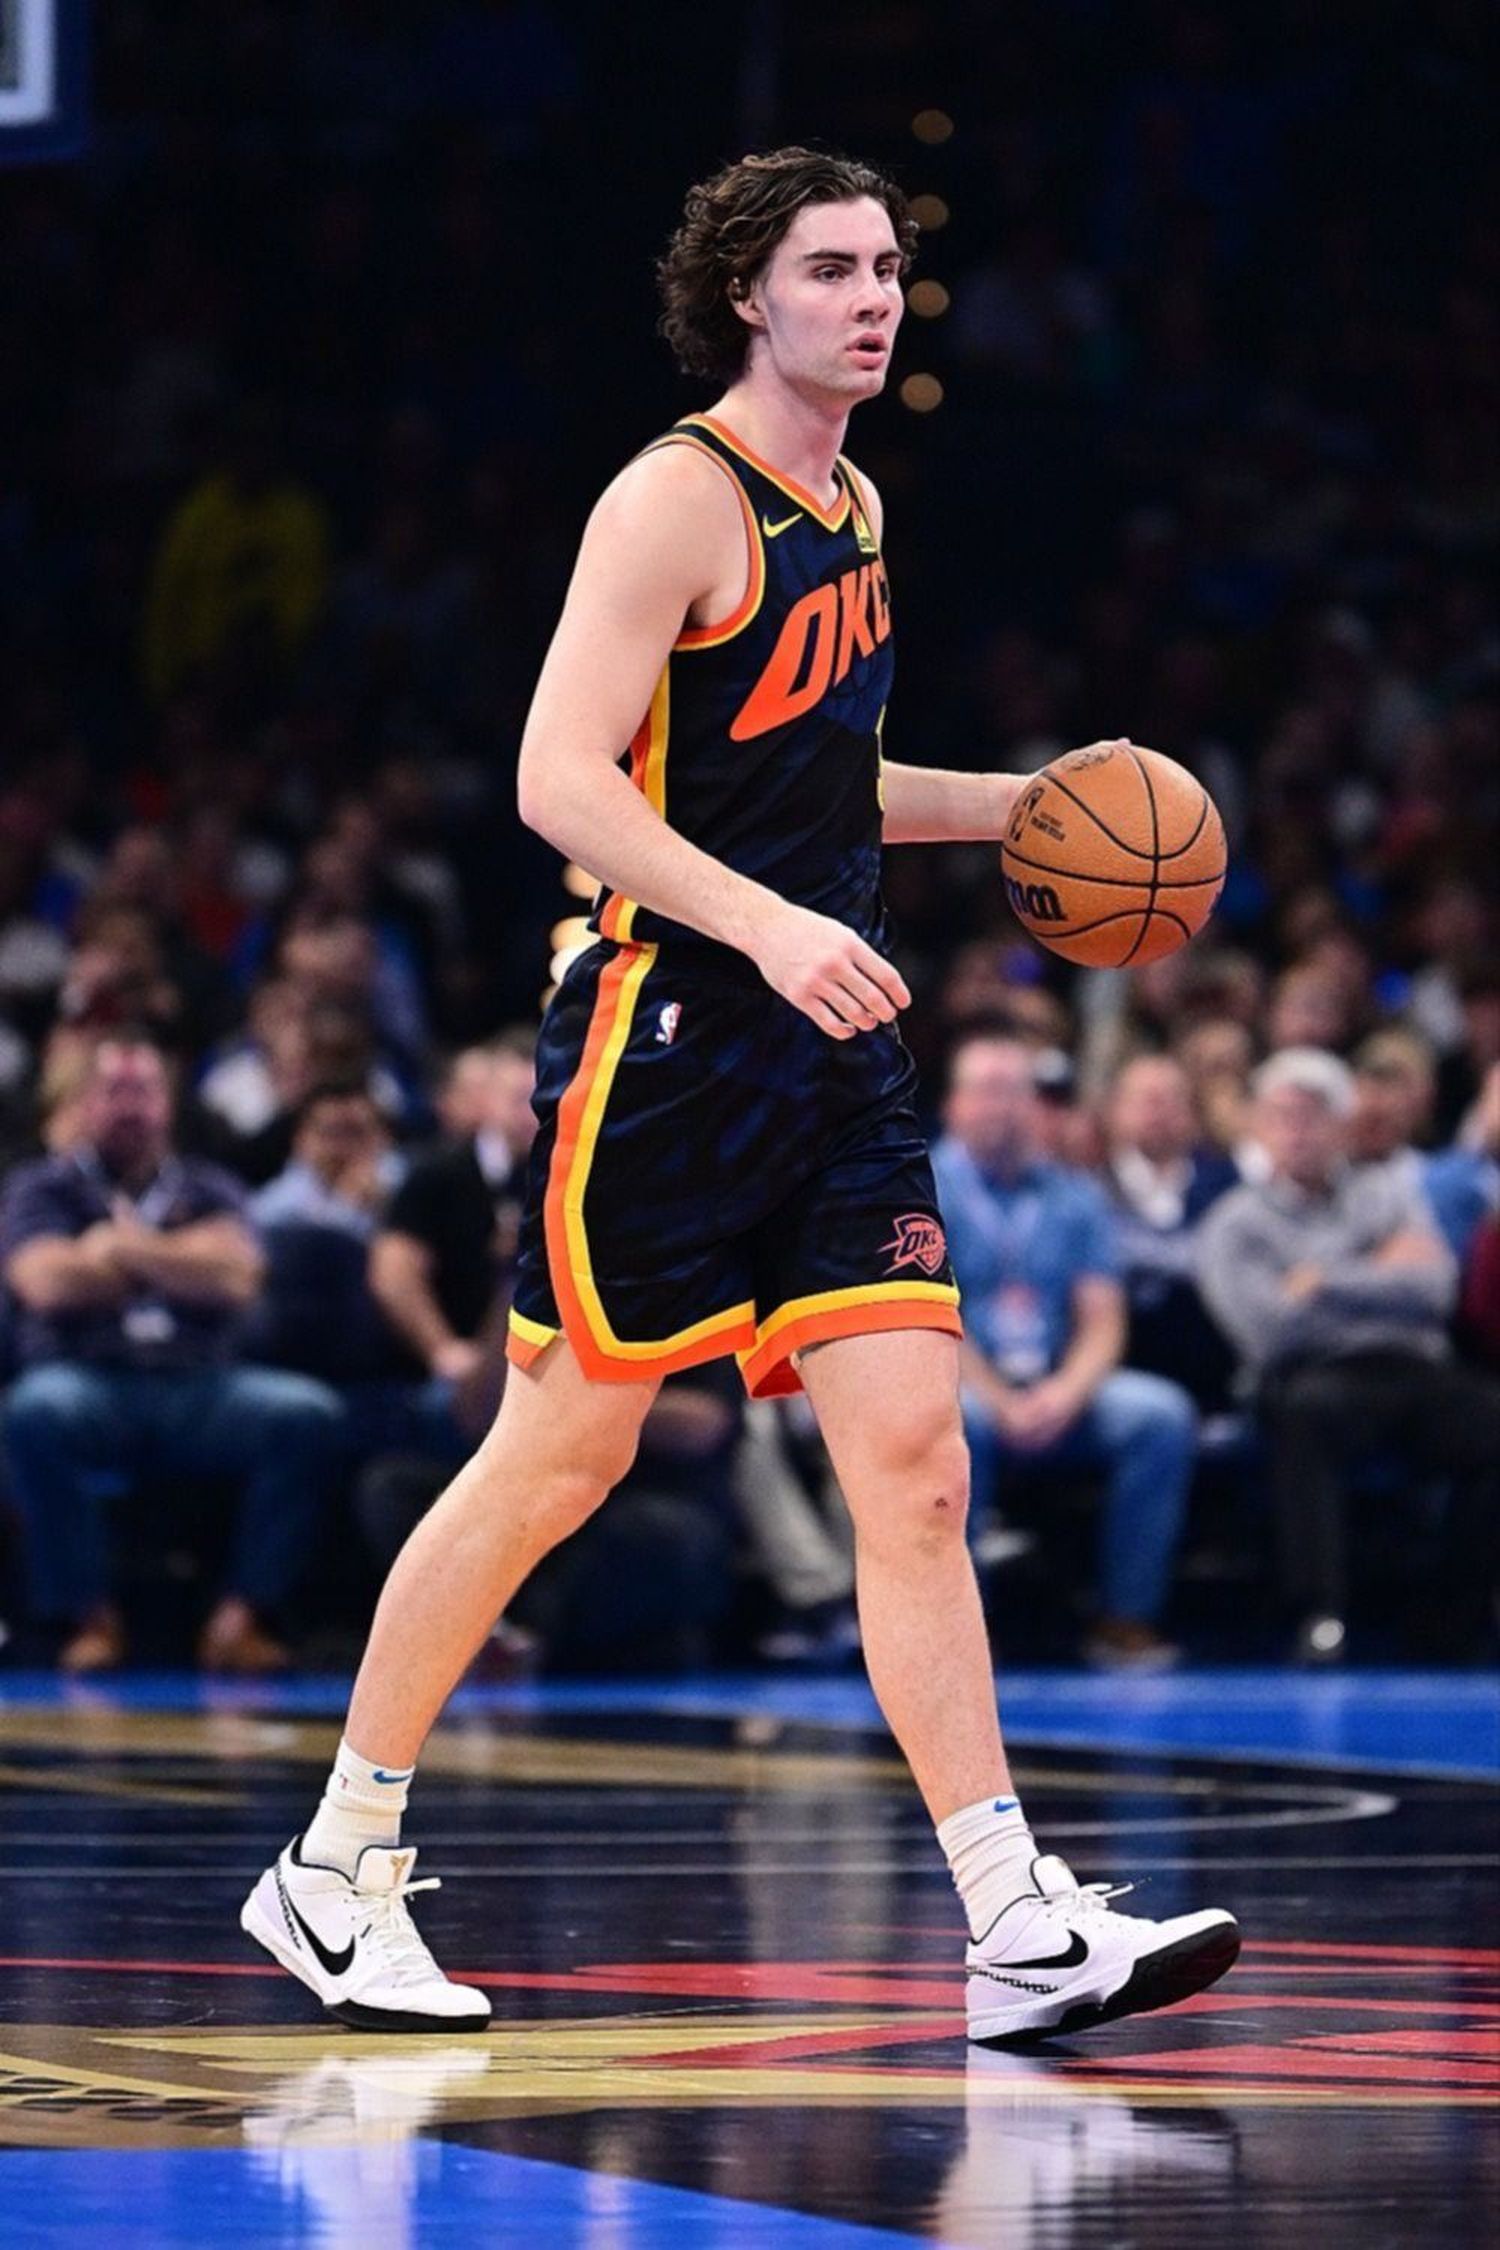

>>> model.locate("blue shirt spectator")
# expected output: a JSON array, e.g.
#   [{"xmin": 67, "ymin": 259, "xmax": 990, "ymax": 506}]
[
  {"xmin": 1350, "ymin": 1033, "xmax": 1499, "ymax": 1261},
  {"xmin": 933, "ymin": 1032, "xmax": 1197, "ymax": 1671}
]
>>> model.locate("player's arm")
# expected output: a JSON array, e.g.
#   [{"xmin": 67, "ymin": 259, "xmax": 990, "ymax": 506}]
[
  {"xmin": 518, "ymin": 447, "xmax": 906, "ymax": 1040},
  {"xmin": 880, "ymin": 762, "xmax": 1025, "ymax": 844},
  {"xmin": 847, "ymin": 464, "xmax": 1120, "ymax": 846}
]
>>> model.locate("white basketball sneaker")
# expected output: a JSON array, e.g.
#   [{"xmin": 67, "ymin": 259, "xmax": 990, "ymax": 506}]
[
  {"xmin": 966, "ymin": 1853, "xmax": 1239, "ymax": 2044},
  {"xmin": 241, "ymin": 1839, "xmax": 492, "ymax": 2033}
]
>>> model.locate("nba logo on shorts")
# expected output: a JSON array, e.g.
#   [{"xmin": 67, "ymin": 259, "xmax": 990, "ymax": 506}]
[{"xmin": 655, "ymin": 1001, "xmax": 682, "ymax": 1046}]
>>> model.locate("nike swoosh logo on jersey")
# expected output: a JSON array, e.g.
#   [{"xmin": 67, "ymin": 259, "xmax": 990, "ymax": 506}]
[
  {"xmin": 1002, "ymin": 1929, "xmax": 1089, "ymax": 1972},
  {"xmin": 288, "ymin": 1897, "xmax": 356, "ymax": 1978},
  {"xmin": 761, "ymin": 510, "xmax": 800, "ymax": 538}
]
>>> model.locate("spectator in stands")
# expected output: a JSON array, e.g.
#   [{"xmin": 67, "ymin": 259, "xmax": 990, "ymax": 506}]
[
  {"xmin": 1103, "ymin": 1055, "xmax": 1238, "ymax": 1410},
  {"xmin": 368, "ymin": 1027, "xmax": 536, "ymax": 1416},
  {"xmin": 0, "ymin": 1031, "xmax": 343, "ymax": 1672},
  {"xmin": 932, "ymin": 1032, "xmax": 1198, "ymax": 1671},
  {"xmin": 1349, "ymin": 1031, "xmax": 1498, "ymax": 1262},
  {"xmin": 1198, "ymin": 1048, "xmax": 1500, "ymax": 1662},
  {"xmin": 1172, "ymin": 1015, "xmax": 1256, "ymax": 1162},
  {"xmin": 249, "ymin": 1079, "xmax": 412, "ymax": 1400}
]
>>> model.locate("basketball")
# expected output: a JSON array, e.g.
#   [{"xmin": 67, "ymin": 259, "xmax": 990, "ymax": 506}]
[{"xmin": 1001, "ymin": 741, "xmax": 1227, "ymax": 968}]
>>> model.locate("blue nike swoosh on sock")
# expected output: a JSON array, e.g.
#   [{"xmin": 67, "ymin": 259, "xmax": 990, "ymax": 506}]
[{"xmin": 372, "ymin": 1769, "xmax": 414, "ymax": 1784}]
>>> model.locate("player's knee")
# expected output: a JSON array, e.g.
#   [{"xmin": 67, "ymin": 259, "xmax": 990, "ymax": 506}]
[
  {"xmin": 853, "ymin": 1425, "xmax": 971, "ymax": 1552},
  {"xmin": 534, "ymin": 1418, "xmax": 642, "ymax": 1531}
]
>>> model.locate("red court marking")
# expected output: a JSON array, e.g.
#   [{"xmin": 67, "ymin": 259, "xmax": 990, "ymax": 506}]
[{"xmin": 1241, "ymin": 1940, "xmax": 1500, "ymax": 1968}]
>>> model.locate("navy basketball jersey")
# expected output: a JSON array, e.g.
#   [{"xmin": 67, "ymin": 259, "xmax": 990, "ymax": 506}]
[{"xmin": 592, "ymin": 414, "xmax": 894, "ymax": 964}]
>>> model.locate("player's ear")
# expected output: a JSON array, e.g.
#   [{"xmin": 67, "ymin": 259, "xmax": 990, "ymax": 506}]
[{"xmin": 729, "ymin": 273, "xmax": 765, "ymax": 332}]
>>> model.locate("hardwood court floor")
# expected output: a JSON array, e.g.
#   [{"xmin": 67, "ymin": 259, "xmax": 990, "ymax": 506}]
[{"xmin": 0, "ymin": 1668, "xmax": 1495, "ymax": 2247}]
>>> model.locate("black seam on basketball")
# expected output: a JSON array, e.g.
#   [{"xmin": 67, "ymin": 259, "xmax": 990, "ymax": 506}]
[
  {"xmin": 1017, "ymin": 905, "xmax": 1192, "ymax": 946},
  {"xmin": 1119, "ymin": 745, "xmax": 1161, "ymax": 968},
  {"xmin": 1002, "ymin": 844, "xmax": 1223, "ymax": 891},
  {"xmin": 1156, "ymin": 787, "xmax": 1211, "ymax": 861},
  {"xmin": 1041, "ymin": 769, "xmax": 1156, "ymax": 862}
]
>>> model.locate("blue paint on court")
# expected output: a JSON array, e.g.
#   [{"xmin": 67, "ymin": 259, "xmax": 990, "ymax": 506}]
[
  {"xmin": 0, "ymin": 2145, "xmax": 954, "ymax": 2248},
  {"xmin": 2, "ymin": 1666, "xmax": 1495, "ymax": 1778}
]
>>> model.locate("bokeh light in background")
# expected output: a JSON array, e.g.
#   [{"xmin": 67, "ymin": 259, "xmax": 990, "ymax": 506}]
[{"xmin": 899, "ymin": 372, "xmax": 944, "ymax": 412}]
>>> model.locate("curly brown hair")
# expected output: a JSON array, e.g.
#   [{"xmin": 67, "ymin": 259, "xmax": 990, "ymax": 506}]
[{"xmin": 657, "ymin": 146, "xmax": 918, "ymax": 385}]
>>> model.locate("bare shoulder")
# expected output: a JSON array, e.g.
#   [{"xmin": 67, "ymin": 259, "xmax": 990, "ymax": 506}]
[
  {"xmin": 591, "ymin": 438, "xmax": 744, "ymax": 549},
  {"xmin": 842, "ymin": 455, "xmax": 884, "ymax": 544}
]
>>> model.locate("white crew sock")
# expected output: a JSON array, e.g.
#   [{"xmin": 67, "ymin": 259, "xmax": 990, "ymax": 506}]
[
  {"xmin": 937, "ymin": 1794, "xmax": 1040, "ymax": 1944},
  {"xmin": 301, "ymin": 1737, "xmax": 415, "ymax": 1879}
]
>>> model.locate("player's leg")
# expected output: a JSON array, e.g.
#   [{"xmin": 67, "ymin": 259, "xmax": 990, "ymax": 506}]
[
  {"xmin": 797, "ymin": 1327, "xmax": 1010, "ymax": 1819},
  {"xmin": 241, "ymin": 1338, "xmax": 656, "ymax": 2032},
  {"xmin": 343, "ymin": 1339, "xmax": 655, "ymax": 1765},
  {"xmin": 798, "ymin": 1326, "xmax": 1239, "ymax": 2044}
]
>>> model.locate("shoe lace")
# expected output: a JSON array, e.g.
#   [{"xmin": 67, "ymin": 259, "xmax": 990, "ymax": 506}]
[
  {"xmin": 351, "ymin": 1874, "xmax": 445, "ymax": 1986},
  {"xmin": 1046, "ymin": 1877, "xmax": 1137, "ymax": 1927}
]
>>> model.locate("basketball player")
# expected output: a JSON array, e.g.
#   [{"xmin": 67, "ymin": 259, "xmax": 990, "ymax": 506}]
[{"xmin": 242, "ymin": 148, "xmax": 1239, "ymax": 2042}]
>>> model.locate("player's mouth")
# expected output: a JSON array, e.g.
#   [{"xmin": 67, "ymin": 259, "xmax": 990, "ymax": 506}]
[{"xmin": 848, "ymin": 335, "xmax": 888, "ymax": 364}]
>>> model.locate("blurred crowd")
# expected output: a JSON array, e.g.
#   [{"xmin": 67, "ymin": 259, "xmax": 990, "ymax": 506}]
[{"xmin": 0, "ymin": 2, "xmax": 1495, "ymax": 1671}]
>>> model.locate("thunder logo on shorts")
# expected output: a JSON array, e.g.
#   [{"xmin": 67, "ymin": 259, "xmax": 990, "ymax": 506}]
[{"xmin": 508, "ymin": 415, "xmax": 961, "ymax": 1397}]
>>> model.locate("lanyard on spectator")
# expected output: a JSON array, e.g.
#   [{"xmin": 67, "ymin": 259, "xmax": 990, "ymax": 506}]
[{"xmin": 948, "ymin": 1147, "xmax": 1048, "ymax": 1280}]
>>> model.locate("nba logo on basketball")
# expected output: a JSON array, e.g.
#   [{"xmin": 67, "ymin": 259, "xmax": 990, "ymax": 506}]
[
  {"xmin": 655, "ymin": 1002, "xmax": 682, "ymax": 1046},
  {"xmin": 880, "ymin": 1213, "xmax": 947, "ymax": 1276}
]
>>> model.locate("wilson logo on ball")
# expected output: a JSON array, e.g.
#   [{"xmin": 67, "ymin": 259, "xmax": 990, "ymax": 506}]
[{"xmin": 1005, "ymin": 875, "xmax": 1067, "ymax": 923}]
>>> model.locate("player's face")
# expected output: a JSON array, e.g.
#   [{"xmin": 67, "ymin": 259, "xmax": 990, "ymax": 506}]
[{"xmin": 743, "ymin": 198, "xmax": 905, "ymax": 401}]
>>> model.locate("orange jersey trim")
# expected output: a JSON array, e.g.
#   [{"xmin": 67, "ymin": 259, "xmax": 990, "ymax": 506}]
[
  {"xmin": 598, "ymin": 666, "xmax": 670, "ymax": 942},
  {"xmin": 738, "ymin": 1289, "xmax": 963, "ymax": 1400},
  {"xmin": 837, "ymin": 455, "xmax": 881, "ymax": 552},
  {"xmin": 640, "ymin": 433, "xmax": 768, "ymax": 650},
  {"xmin": 541, "ymin": 940, "xmax": 757, "ymax": 1384},
  {"xmin": 686, "ymin": 415, "xmax": 852, "ymax": 533}
]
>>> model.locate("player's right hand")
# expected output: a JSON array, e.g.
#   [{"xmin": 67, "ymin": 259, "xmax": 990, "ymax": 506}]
[{"xmin": 749, "ymin": 902, "xmax": 911, "ymax": 1039}]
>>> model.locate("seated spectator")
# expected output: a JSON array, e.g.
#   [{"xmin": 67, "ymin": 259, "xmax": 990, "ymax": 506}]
[
  {"xmin": 368, "ymin": 1027, "xmax": 537, "ymax": 1426},
  {"xmin": 932, "ymin": 1032, "xmax": 1198, "ymax": 1671},
  {"xmin": 1350, "ymin": 1031, "xmax": 1498, "ymax": 1261},
  {"xmin": 249, "ymin": 1080, "xmax": 412, "ymax": 1393},
  {"xmin": 1103, "ymin": 1055, "xmax": 1239, "ymax": 1410},
  {"xmin": 1198, "ymin": 1048, "xmax": 1500, "ymax": 1662},
  {"xmin": 0, "ymin": 1031, "xmax": 343, "ymax": 1673},
  {"xmin": 198, "ymin": 987, "xmax": 406, "ymax": 1186},
  {"xmin": 1266, "ymin": 960, "xmax": 1361, "ymax": 1056},
  {"xmin": 1172, "ymin": 1015, "xmax": 1257, "ymax": 1164}
]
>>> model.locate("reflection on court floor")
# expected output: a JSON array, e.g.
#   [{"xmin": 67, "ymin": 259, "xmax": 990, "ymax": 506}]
[{"xmin": 0, "ymin": 1670, "xmax": 1495, "ymax": 2246}]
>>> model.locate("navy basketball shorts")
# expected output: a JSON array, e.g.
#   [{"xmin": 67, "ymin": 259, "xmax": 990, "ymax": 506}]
[{"xmin": 507, "ymin": 939, "xmax": 961, "ymax": 1397}]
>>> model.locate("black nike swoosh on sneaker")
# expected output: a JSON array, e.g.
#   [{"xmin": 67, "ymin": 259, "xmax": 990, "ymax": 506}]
[
  {"xmin": 288, "ymin": 1897, "xmax": 356, "ymax": 1978},
  {"xmin": 1001, "ymin": 1930, "xmax": 1089, "ymax": 1971}
]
